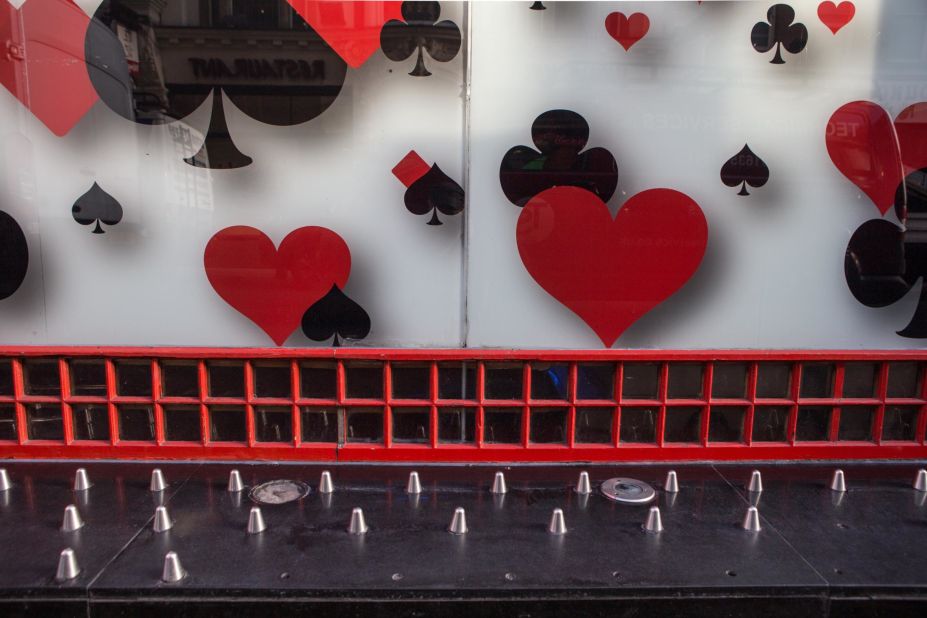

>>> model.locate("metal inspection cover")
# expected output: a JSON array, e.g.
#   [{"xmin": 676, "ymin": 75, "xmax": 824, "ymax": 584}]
[
  {"xmin": 600, "ymin": 478, "xmax": 656, "ymax": 504},
  {"xmin": 249, "ymin": 480, "xmax": 311, "ymax": 505}
]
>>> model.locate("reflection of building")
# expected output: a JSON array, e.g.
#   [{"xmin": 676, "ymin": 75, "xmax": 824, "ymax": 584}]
[{"xmin": 101, "ymin": 0, "xmax": 348, "ymax": 126}]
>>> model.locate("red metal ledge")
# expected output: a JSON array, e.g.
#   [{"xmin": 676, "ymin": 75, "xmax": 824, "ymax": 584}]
[{"xmin": 0, "ymin": 347, "xmax": 925, "ymax": 463}]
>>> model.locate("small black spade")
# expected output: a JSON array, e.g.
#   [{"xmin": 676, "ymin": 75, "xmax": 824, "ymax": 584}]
[
  {"xmin": 530, "ymin": 2, "xmax": 546, "ymax": 9},
  {"xmin": 720, "ymin": 144, "xmax": 770, "ymax": 196},
  {"xmin": 301, "ymin": 285, "xmax": 371, "ymax": 347},
  {"xmin": 72, "ymin": 182, "xmax": 123, "ymax": 234},
  {"xmin": 404, "ymin": 164, "xmax": 465, "ymax": 225},
  {"xmin": 0, "ymin": 210, "xmax": 28, "ymax": 300}
]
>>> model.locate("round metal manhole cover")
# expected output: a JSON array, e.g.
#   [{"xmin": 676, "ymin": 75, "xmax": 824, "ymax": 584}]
[
  {"xmin": 249, "ymin": 480, "xmax": 310, "ymax": 505},
  {"xmin": 600, "ymin": 478, "xmax": 656, "ymax": 504}
]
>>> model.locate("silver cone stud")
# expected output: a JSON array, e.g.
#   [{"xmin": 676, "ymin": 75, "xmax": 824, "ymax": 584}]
[
  {"xmin": 491, "ymin": 471, "xmax": 508, "ymax": 495},
  {"xmin": 73, "ymin": 468, "xmax": 92, "ymax": 492},
  {"xmin": 319, "ymin": 471, "xmax": 334, "ymax": 494},
  {"xmin": 149, "ymin": 469, "xmax": 167, "ymax": 492},
  {"xmin": 575, "ymin": 471, "xmax": 592, "ymax": 495},
  {"xmin": 0, "ymin": 468, "xmax": 10, "ymax": 492},
  {"xmin": 830, "ymin": 469, "xmax": 847, "ymax": 493},
  {"xmin": 161, "ymin": 551, "xmax": 186, "ymax": 583},
  {"xmin": 227, "ymin": 469, "xmax": 244, "ymax": 493},
  {"xmin": 55, "ymin": 548, "xmax": 80, "ymax": 581},
  {"xmin": 61, "ymin": 505, "xmax": 84, "ymax": 532},
  {"xmin": 348, "ymin": 507, "xmax": 368, "ymax": 535},
  {"xmin": 644, "ymin": 506, "xmax": 664, "ymax": 533},
  {"xmin": 664, "ymin": 470, "xmax": 679, "ymax": 494},
  {"xmin": 548, "ymin": 508, "xmax": 567, "ymax": 535},
  {"xmin": 742, "ymin": 506, "xmax": 762, "ymax": 532},
  {"xmin": 914, "ymin": 469, "xmax": 927, "ymax": 492},
  {"xmin": 747, "ymin": 470, "xmax": 763, "ymax": 493},
  {"xmin": 406, "ymin": 471, "xmax": 422, "ymax": 495},
  {"xmin": 153, "ymin": 506, "xmax": 173, "ymax": 533},
  {"xmin": 247, "ymin": 506, "xmax": 266, "ymax": 534},
  {"xmin": 448, "ymin": 507, "xmax": 468, "ymax": 535}
]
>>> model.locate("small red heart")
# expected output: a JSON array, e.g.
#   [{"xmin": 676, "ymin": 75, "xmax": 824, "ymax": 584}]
[
  {"xmin": 818, "ymin": 1, "xmax": 855, "ymax": 35},
  {"xmin": 286, "ymin": 1, "xmax": 403, "ymax": 68},
  {"xmin": 204, "ymin": 226, "xmax": 351, "ymax": 345},
  {"xmin": 517, "ymin": 187, "xmax": 708, "ymax": 347},
  {"xmin": 0, "ymin": 0, "xmax": 98, "ymax": 136},
  {"xmin": 605, "ymin": 12, "xmax": 650, "ymax": 51}
]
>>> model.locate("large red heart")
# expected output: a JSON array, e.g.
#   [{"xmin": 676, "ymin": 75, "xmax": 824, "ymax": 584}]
[
  {"xmin": 517, "ymin": 187, "xmax": 708, "ymax": 347},
  {"xmin": 286, "ymin": 1, "xmax": 403, "ymax": 68},
  {"xmin": 825, "ymin": 101, "xmax": 927, "ymax": 215},
  {"xmin": 818, "ymin": 1, "xmax": 855, "ymax": 35},
  {"xmin": 604, "ymin": 12, "xmax": 650, "ymax": 51},
  {"xmin": 0, "ymin": 0, "xmax": 97, "ymax": 136},
  {"xmin": 204, "ymin": 226, "xmax": 351, "ymax": 346}
]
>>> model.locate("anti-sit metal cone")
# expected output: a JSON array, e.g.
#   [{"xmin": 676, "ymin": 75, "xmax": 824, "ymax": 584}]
[
  {"xmin": 0, "ymin": 468, "xmax": 11, "ymax": 492},
  {"xmin": 227, "ymin": 470, "xmax": 244, "ymax": 493},
  {"xmin": 575, "ymin": 471, "xmax": 592, "ymax": 495},
  {"xmin": 491, "ymin": 471, "xmax": 508, "ymax": 495},
  {"xmin": 548, "ymin": 508, "xmax": 567, "ymax": 535},
  {"xmin": 55, "ymin": 548, "xmax": 80, "ymax": 581},
  {"xmin": 319, "ymin": 471, "xmax": 334, "ymax": 494},
  {"xmin": 747, "ymin": 470, "xmax": 763, "ymax": 493},
  {"xmin": 153, "ymin": 506, "xmax": 172, "ymax": 533},
  {"xmin": 348, "ymin": 508, "xmax": 368, "ymax": 535},
  {"xmin": 741, "ymin": 506, "xmax": 762, "ymax": 532},
  {"xmin": 914, "ymin": 469, "xmax": 927, "ymax": 492},
  {"xmin": 161, "ymin": 551, "xmax": 186, "ymax": 583},
  {"xmin": 150, "ymin": 469, "xmax": 167, "ymax": 492},
  {"xmin": 643, "ymin": 506, "xmax": 664, "ymax": 533},
  {"xmin": 448, "ymin": 507, "xmax": 468, "ymax": 534},
  {"xmin": 247, "ymin": 506, "xmax": 266, "ymax": 534},
  {"xmin": 61, "ymin": 505, "xmax": 84, "ymax": 532},
  {"xmin": 664, "ymin": 470, "xmax": 679, "ymax": 494},
  {"xmin": 73, "ymin": 468, "xmax": 92, "ymax": 492},
  {"xmin": 830, "ymin": 469, "xmax": 847, "ymax": 493},
  {"xmin": 406, "ymin": 471, "xmax": 422, "ymax": 495}
]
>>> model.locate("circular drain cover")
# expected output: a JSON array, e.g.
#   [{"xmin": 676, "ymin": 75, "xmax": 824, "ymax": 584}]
[
  {"xmin": 249, "ymin": 480, "xmax": 310, "ymax": 505},
  {"xmin": 600, "ymin": 478, "xmax": 656, "ymax": 504}
]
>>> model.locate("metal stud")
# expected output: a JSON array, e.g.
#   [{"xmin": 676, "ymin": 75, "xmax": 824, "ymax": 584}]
[
  {"xmin": 643, "ymin": 506, "xmax": 664, "ymax": 533},
  {"xmin": 61, "ymin": 505, "xmax": 84, "ymax": 532},
  {"xmin": 55, "ymin": 548, "xmax": 80, "ymax": 582},
  {"xmin": 747, "ymin": 470, "xmax": 763, "ymax": 493},
  {"xmin": 548, "ymin": 508, "xmax": 567, "ymax": 535},
  {"xmin": 448, "ymin": 507, "xmax": 468, "ymax": 535},
  {"xmin": 73, "ymin": 468, "xmax": 92, "ymax": 492},
  {"xmin": 319, "ymin": 471, "xmax": 334, "ymax": 494},
  {"xmin": 161, "ymin": 551, "xmax": 186, "ymax": 583},
  {"xmin": 914, "ymin": 469, "xmax": 927, "ymax": 493},
  {"xmin": 575, "ymin": 471, "xmax": 592, "ymax": 495},
  {"xmin": 406, "ymin": 471, "xmax": 422, "ymax": 495},
  {"xmin": 153, "ymin": 506, "xmax": 173, "ymax": 533},
  {"xmin": 247, "ymin": 506, "xmax": 266, "ymax": 534},
  {"xmin": 0, "ymin": 468, "xmax": 10, "ymax": 492},
  {"xmin": 227, "ymin": 470, "xmax": 244, "ymax": 493},
  {"xmin": 149, "ymin": 469, "xmax": 167, "ymax": 492},
  {"xmin": 741, "ymin": 506, "xmax": 762, "ymax": 532},
  {"xmin": 491, "ymin": 471, "xmax": 508, "ymax": 495},
  {"xmin": 664, "ymin": 470, "xmax": 679, "ymax": 494},
  {"xmin": 348, "ymin": 507, "xmax": 368, "ymax": 535},
  {"xmin": 830, "ymin": 469, "xmax": 847, "ymax": 493}
]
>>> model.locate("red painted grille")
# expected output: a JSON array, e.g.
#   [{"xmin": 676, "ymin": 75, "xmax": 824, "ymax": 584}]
[{"xmin": 0, "ymin": 348, "xmax": 925, "ymax": 462}]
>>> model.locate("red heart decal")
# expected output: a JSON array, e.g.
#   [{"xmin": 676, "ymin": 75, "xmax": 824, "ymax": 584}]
[
  {"xmin": 204, "ymin": 226, "xmax": 351, "ymax": 346},
  {"xmin": 517, "ymin": 187, "xmax": 708, "ymax": 347},
  {"xmin": 818, "ymin": 1, "xmax": 855, "ymax": 35},
  {"xmin": 825, "ymin": 101, "xmax": 927, "ymax": 215},
  {"xmin": 0, "ymin": 0, "xmax": 98, "ymax": 136},
  {"xmin": 286, "ymin": 1, "xmax": 403, "ymax": 68},
  {"xmin": 605, "ymin": 12, "xmax": 650, "ymax": 51}
]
